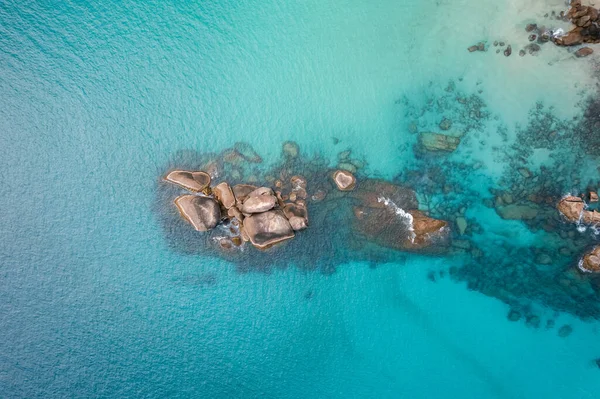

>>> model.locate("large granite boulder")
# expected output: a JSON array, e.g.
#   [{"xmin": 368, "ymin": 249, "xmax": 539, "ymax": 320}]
[
  {"xmin": 213, "ymin": 182, "xmax": 236, "ymax": 209},
  {"xmin": 232, "ymin": 184, "xmax": 258, "ymax": 203},
  {"xmin": 557, "ymin": 196, "xmax": 585, "ymax": 222},
  {"xmin": 580, "ymin": 246, "xmax": 600, "ymax": 273},
  {"xmin": 352, "ymin": 180, "xmax": 418, "ymax": 210},
  {"xmin": 242, "ymin": 210, "xmax": 295, "ymax": 249},
  {"xmin": 241, "ymin": 194, "xmax": 277, "ymax": 214},
  {"xmin": 418, "ymin": 132, "xmax": 461, "ymax": 152},
  {"xmin": 174, "ymin": 195, "xmax": 221, "ymax": 231},
  {"xmin": 333, "ymin": 170, "xmax": 356, "ymax": 191},
  {"xmin": 165, "ymin": 170, "xmax": 211, "ymax": 192}
]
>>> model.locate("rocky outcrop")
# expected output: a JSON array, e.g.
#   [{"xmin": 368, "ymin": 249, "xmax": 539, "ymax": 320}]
[
  {"xmin": 557, "ymin": 196, "xmax": 585, "ymax": 222},
  {"xmin": 165, "ymin": 170, "xmax": 211, "ymax": 192},
  {"xmin": 418, "ymin": 132, "xmax": 461, "ymax": 152},
  {"xmin": 580, "ymin": 246, "xmax": 600, "ymax": 273},
  {"xmin": 242, "ymin": 210, "xmax": 295, "ymax": 249},
  {"xmin": 555, "ymin": 1, "xmax": 600, "ymax": 46},
  {"xmin": 333, "ymin": 170, "xmax": 356, "ymax": 191},
  {"xmin": 174, "ymin": 195, "xmax": 221, "ymax": 231},
  {"xmin": 351, "ymin": 181, "xmax": 449, "ymax": 252}
]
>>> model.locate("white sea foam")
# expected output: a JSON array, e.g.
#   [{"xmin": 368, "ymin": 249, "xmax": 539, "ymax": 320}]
[{"xmin": 377, "ymin": 196, "xmax": 416, "ymax": 242}]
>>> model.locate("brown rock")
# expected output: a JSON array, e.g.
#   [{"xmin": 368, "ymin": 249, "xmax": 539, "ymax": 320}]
[
  {"xmin": 246, "ymin": 187, "xmax": 274, "ymax": 198},
  {"xmin": 468, "ymin": 45, "xmax": 479, "ymax": 52},
  {"xmin": 283, "ymin": 203, "xmax": 309, "ymax": 231},
  {"xmin": 333, "ymin": 170, "xmax": 357, "ymax": 191},
  {"xmin": 557, "ymin": 196, "xmax": 585, "ymax": 222},
  {"xmin": 227, "ymin": 206, "xmax": 244, "ymax": 223},
  {"xmin": 290, "ymin": 175, "xmax": 307, "ymax": 189},
  {"xmin": 525, "ymin": 23, "xmax": 537, "ymax": 32},
  {"xmin": 174, "ymin": 195, "xmax": 221, "ymax": 231},
  {"xmin": 582, "ymin": 210, "xmax": 600, "ymax": 224},
  {"xmin": 213, "ymin": 182, "xmax": 236, "ymax": 209},
  {"xmin": 580, "ymin": 246, "xmax": 600, "ymax": 273},
  {"xmin": 243, "ymin": 210, "xmax": 295, "ymax": 249},
  {"xmin": 419, "ymin": 132, "xmax": 461, "ymax": 152},
  {"xmin": 241, "ymin": 195, "xmax": 277, "ymax": 214},
  {"xmin": 575, "ymin": 47, "xmax": 594, "ymax": 57},
  {"xmin": 232, "ymin": 184, "xmax": 258, "ymax": 203},
  {"xmin": 557, "ymin": 29, "xmax": 583, "ymax": 46},
  {"xmin": 590, "ymin": 191, "xmax": 598, "ymax": 202},
  {"xmin": 165, "ymin": 170, "xmax": 211, "ymax": 192},
  {"xmin": 504, "ymin": 45, "xmax": 512, "ymax": 56}
]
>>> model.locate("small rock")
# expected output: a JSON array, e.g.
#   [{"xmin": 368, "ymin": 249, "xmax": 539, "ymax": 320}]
[
  {"xmin": 558, "ymin": 324, "xmax": 573, "ymax": 337},
  {"xmin": 518, "ymin": 167, "xmax": 532, "ymax": 178},
  {"xmin": 519, "ymin": 50, "xmax": 526, "ymax": 56},
  {"xmin": 526, "ymin": 315, "xmax": 541, "ymax": 328},
  {"xmin": 575, "ymin": 47, "xmax": 594, "ymax": 57},
  {"xmin": 580, "ymin": 246, "xmax": 600, "ymax": 273},
  {"xmin": 507, "ymin": 309, "xmax": 521, "ymax": 322},
  {"xmin": 282, "ymin": 141, "xmax": 299, "ymax": 158},
  {"xmin": 504, "ymin": 45, "xmax": 512, "ymax": 57},
  {"xmin": 456, "ymin": 217, "xmax": 468, "ymax": 235},
  {"xmin": 439, "ymin": 118, "xmax": 452, "ymax": 130},
  {"xmin": 525, "ymin": 23, "xmax": 537, "ymax": 32},
  {"xmin": 590, "ymin": 191, "xmax": 598, "ymax": 203},
  {"xmin": 333, "ymin": 170, "xmax": 357, "ymax": 191},
  {"xmin": 468, "ymin": 45, "xmax": 479, "ymax": 52},
  {"xmin": 528, "ymin": 34, "xmax": 537, "ymax": 41}
]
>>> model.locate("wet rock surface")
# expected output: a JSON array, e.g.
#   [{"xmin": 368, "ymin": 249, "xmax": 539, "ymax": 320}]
[{"xmin": 174, "ymin": 195, "xmax": 221, "ymax": 232}]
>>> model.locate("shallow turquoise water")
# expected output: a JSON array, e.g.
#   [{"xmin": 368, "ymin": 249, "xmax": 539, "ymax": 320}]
[{"xmin": 2, "ymin": 0, "xmax": 600, "ymax": 397}]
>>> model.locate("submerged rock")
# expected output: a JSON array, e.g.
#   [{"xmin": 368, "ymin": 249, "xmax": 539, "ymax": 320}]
[
  {"xmin": 333, "ymin": 170, "xmax": 357, "ymax": 191},
  {"xmin": 496, "ymin": 204, "xmax": 539, "ymax": 220},
  {"xmin": 233, "ymin": 142, "xmax": 262, "ymax": 163},
  {"xmin": 282, "ymin": 141, "xmax": 299, "ymax": 158},
  {"xmin": 557, "ymin": 196, "xmax": 585, "ymax": 222},
  {"xmin": 174, "ymin": 195, "xmax": 221, "ymax": 231},
  {"xmin": 165, "ymin": 170, "xmax": 211, "ymax": 192},
  {"xmin": 243, "ymin": 210, "xmax": 295, "ymax": 249},
  {"xmin": 580, "ymin": 246, "xmax": 600, "ymax": 273},
  {"xmin": 213, "ymin": 182, "xmax": 236, "ymax": 209},
  {"xmin": 418, "ymin": 132, "xmax": 460, "ymax": 152},
  {"xmin": 558, "ymin": 324, "xmax": 573, "ymax": 337}
]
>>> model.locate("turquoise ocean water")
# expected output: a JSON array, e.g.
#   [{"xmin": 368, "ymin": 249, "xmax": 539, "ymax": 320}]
[{"xmin": 2, "ymin": 0, "xmax": 600, "ymax": 397}]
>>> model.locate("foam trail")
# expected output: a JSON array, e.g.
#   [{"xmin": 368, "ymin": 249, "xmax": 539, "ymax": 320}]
[{"xmin": 377, "ymin": 196, "xmax": 416, "ymax": 242}]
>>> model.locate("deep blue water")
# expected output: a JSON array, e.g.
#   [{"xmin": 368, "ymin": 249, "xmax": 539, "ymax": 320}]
[{"xmin": 2, "ymin": 0, "xmax": 600, "ymax": 398}]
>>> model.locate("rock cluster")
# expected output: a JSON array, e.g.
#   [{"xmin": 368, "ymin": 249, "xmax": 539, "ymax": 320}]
[
  {"xmin": 557, "ymin": 195, "xmax": 600, "ymax": 225},
  {"xmin": 554, "ymin": 0, "xmax": 600, "ymax": 46},
  {"xmin": 165, "ymin": 163, "xmax": 310, "ymax": 250}
]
